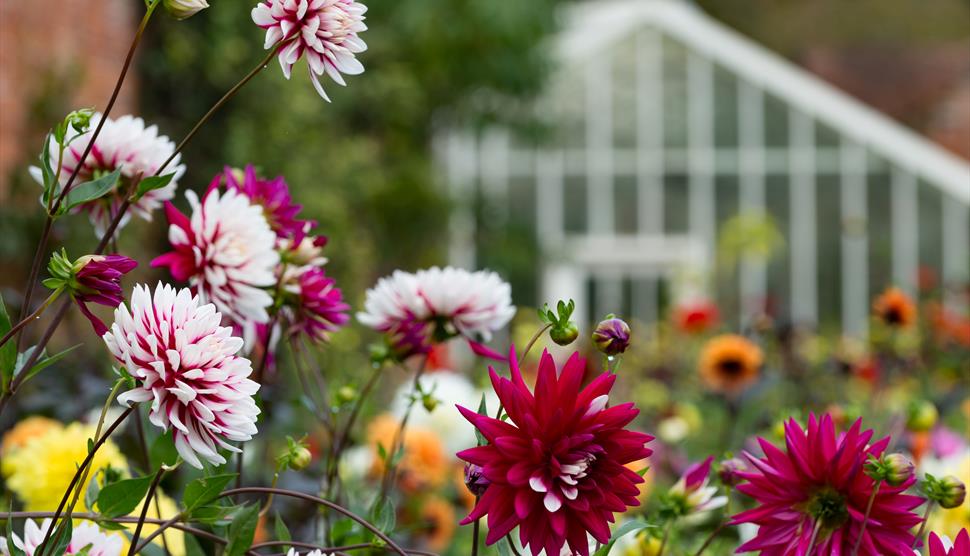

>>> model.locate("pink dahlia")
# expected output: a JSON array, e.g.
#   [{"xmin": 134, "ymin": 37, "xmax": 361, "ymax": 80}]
[
  {"xmin": 221, "ymin": 165, "xmax": 314, "ymax": 243},
  {"xmin": 30, "ymin": 113, "xmax": 185, "ymax": 238},
  {"xmin": 456, "ymin": 349, "xmax": 654, "ymax": 556},
  {"xmin": 285, "ymin": 266, "xmax": 350, "ymax": 342},
  {"xmin": 152, "ymin": 183, "xmax": 280, "ymax": 325},
  {"xmin": 105, "ymin": 283, "xmax": 261, "ymax": 468},
  {"xmin": 927, "ymin": 530, "xmax": 970, "ymax": 556},
  {"xmin": 357, "ymin": 266, "xmax": 515, "ymax": 360},
  {"xmin": 0, "ymin": 518, "xmax": 123, "ymax": 556},
  {"xmin": 251, "ymin": 0, "xmax": 368, "ymax": 101},
  {"xmin": 732, "ymin": 414, "xmax": 924, "ymax": 555}
]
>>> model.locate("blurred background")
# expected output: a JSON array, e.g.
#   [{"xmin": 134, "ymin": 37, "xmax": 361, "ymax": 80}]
[{"xmin": 0, "ymin": 0, "xmax": 968, "ymax": 553}]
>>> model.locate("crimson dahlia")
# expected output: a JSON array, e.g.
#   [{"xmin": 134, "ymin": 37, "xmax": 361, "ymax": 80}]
[
  {"xmin": 732, "ymin": 413, "xmax": 924, "ymax": 555},
  {"xmin": 456, "ymin": 349, "xmax": 653, "ymax": 556}
]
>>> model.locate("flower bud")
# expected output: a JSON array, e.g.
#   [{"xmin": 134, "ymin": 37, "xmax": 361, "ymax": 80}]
[
  {"xmin": 422, "ymin": 393, "xmax": 439, "ymax": 413},
  {"xmin": 717, "ymin": 457, "xmax": 747, "ymax": 487},
  {"xmin": 549, "ymin": 321, "xmax": 579, "ymax": 346},
  {"xmin": 865, "ymin": 453, "xmax": 914, "ymax": 487},
  {"xmin": 289, "ymin": 445, "xmax": 312, "ymax": 470},
  {"xmin": 934, "ymin": 475, "xmax": 967, "ymax": 509},
  {"xmin": 464, "ymin": 463, "xmax": 490, "ymax": 497},
  {"xmin": 592, "ymin": 316, "xmax": 631, "ymax": 356},
  {"xmin": 906, "ymin": 400, "xmax": 938, "ymax": 432},
  {"xmin": 336, "ymin": 385, "xmax": 357, "ymax": 404},
  {"xmin": 163, "ymin": 0, "xmax": 209, "ymax": 19}
]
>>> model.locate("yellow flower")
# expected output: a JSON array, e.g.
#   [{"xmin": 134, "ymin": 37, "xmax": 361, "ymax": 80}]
[
  {"xmin": 3, "ymin": 422, "xmax": 127, "ymax": 511},
  {"xmin": 2, "ymin": 420, "xmax": 185, "ymax": 555},
  {"xmin": 928, "ymin": 455, "xmax": 970, "ymax": 538},
  {"xmin": 1, "ymin": 415, "xmax": 61, "ymax": 456}
]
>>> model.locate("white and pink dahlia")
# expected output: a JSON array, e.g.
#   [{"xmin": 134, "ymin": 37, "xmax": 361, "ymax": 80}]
[
  {"xmin": 357, "ymin": 266, "xmax": 515, "ymax": 360},
  {"xmin": 252, "ymin": 0, "xmax": 368, "ymax": 101},
  {"xmin": 30, "ymin": 113, "xmax": 185, "ymax": 237},
  {"xmin": 0, "ymin": 518, "xmax": 123, "ymax": 556},
  {"xmin": 104, "ymin": 283, "xmax": 261, "ymax": 469},
  {"xmin": 153, "ymin": 187, "xmax": 280, "ymax": 326}
]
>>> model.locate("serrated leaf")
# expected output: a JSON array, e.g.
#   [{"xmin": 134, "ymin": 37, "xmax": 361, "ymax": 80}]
[
  {"xmin": 61, "ymin": 168, "xmax": 121, "ymax": 213},
  {"xmin": 94, "ymin": 519, "xmax": 128, "ymax": 532},
  {"xmin": 188, "ymin": 504, "xmax": 237, "ymax": 526},
  {"xmin": 183, "ymin": 532, "xmax": 207, "ymax": 556},
  {"xmin": 591, "ymin": 520, "xmax": 653, "ymax": 556},
  {"xmin": 13, "ymin": 344, "xmax": 80, "ymax": 384},
  {"xmin": 132, "ymin": 173, "xmax": 175, "ymax": 202},
  {"xmin": 370, "ymin": 498, "xmax": 396, "ymax": 533},
  {"xmin": 183, "ymin": 473, "xmax": 237, "ymax": 514},
  {"xmin": 225, "ymin": 503, "xmax": 260, "ymax": 556},
  {"xmin": 96, "ymin": 475, "xmax": 153, "ymax": 518},
  {"xmin": 149, "ymin": 433, "xmax": 179, "ymax": 469},
  {"xmin": 0, "ymin": 296, "xmax": 15, "ymax": 392},
  {"xmin": 274, "ymin": 512, "xmax": 291, "ymax": 553}
]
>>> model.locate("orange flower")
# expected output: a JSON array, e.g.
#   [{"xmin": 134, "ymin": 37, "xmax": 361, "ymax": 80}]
[
  {"xmin": 927, "ymin": 301, "xmax": 970, "ymax": 347},
  {"xmin": 418, "ymin": 496, "xmax": 456, "ymax": 551},
  {"xmin": 698, "ymin": 335, "xmax": 763, "ymax": 395},
  {"xmin": 673, "ymin": 301, "xmax": 720, "ymax": 335},
  {"xmin": 366, "ymin": 414, "xmax": 448, "ymax": 492},
  {"xmin": 873, "ymin": 287, "xmax": 916, "ymax": 327},
  {"xmin": 1, "ymin": 416, "xmax": 61, "ymax": 455}
]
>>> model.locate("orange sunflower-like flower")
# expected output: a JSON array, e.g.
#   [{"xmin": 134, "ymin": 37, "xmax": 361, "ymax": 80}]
[
  {"xmin": 418, "ymin": 496, "xmax": 456, "ymax": 551},
  {"xmin": 698, "ymin": 335, "xmax": 763, "ymax": 395},
  {"xmin": 873, "ymin": 287, "xmax": 916, "ymax": 327}
]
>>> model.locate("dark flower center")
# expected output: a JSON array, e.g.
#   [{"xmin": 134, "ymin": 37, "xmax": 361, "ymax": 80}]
[
  {"xmin": 884, "ymin": 307, "xmax": 903, "ymax": 325},
  {"xmin": 718, "ymin": 358, "xmax": 744, "ymax": 376},
  {"xmin": 804, "ymin": 486, "xmax": 849, "ymax": 530}
]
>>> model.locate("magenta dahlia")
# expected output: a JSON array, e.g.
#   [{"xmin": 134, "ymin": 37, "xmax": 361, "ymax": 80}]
[
  {"xmin": 732, "ymin": 413, "xmax": 924, "ymax": 555},
  {"xmin": 928, "ymin": 530, "xmax": 970, "ymax": 556},
  {"xmin": 286, "ymin": 266, "xmax": 350, "ymax": 342},
  {"xmin": 456, "ymin": 349, "xmax": 654, "ymax": 556},
  {"xmin": 222, "ymin": 165, "xmax": 313, "ymax": 243}
]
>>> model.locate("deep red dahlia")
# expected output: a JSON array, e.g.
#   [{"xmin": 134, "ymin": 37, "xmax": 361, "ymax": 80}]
[
  {"xmin": 732, "ymin": 414, "xmax": 924, "ymax": 555},
  {"xmin": 456, "ymin": 349, "xmax": 653, "ymax": 556}
]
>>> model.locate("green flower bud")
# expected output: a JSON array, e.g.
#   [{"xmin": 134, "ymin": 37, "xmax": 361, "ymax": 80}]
[
  {"xmin": 906, "ymin": 400, "xmax": 938, "ymax": 432},
  {"xmin": 422, "ymin": 393, "xmax": 439, "ymax": 413},
  {"xmin": 934, "ymin": 475, "xmax": 967, "ymax": 509},
  {"xmin": 163, "ymin": 0, "xmax": 209, "ymax": 20},
  {"xmin": 277, "ymin": 435, "xmax": 312, "ymax": 471},
  {"xmin": 865, "ymin": 453, "xmax": 914, "ymax": 487},
  {"xmin": 336, "ymin": 385, "xmax": 357, "ymax": 404},
  {"xmin": 549, "ymin": 322, "xmax": 579, "ymax": 346}
]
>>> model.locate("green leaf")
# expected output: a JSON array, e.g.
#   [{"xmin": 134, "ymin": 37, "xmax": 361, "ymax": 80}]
[
  {"xmin": 85, "ymin": 470, "xmax": 102, "ymax": 510},
  {"xmin": 591, "ymin": 519, "xmax": 653, "ymax": 556},
  {"xmin": 6, "ymin": 505, "xmax": 26, "ymax": 556},
  {"xmin": 0, "ymin": 296, "xmax": 16, "ymax": 393},
  {"xmin": 274, "ymin": 511, "xmax": 291, "ymax": 553},
  {"xmin": 224, "ymin": 503, "xmax": 260, "ymax": 556},
  {"xmin": 45, "ymin": 518, "xmax": 73, "ymax": 556},
  {"xmin": 183, "ymin": 473, "xmax": 237, "ymax": 514},
  {"xmin": 188, "ymin": 504, "xmax": 237, "ymax": 526},
  {"xmin": 96, "ymin": 475, "xmax": 153, "ymax": 518},
  {"xmin": 13, "ymin": 344, "xmax": 80, "ymax": 385},
  {"xmin": 38, "ymin": 132, "xmax": 56, "ymax": 208},
  {"xmin": 182, "ymin": 532, "xmax": 207, "ymax": 556},
  {"xmin": 475, "ymin": 393, "xmax": 488, "ymax": 446},
  {"xmin": 149, "ymin": 433, "xmax": 179, "ymax": 469},
  {"xmin": 497, "ymin": 539, "xmax": 512, "ymax": 556},
  {"xmin": 61, "ymin": 168, "xmax": 121, "ymax": 213},
  {"xmin": 370, "ymin": 497, "xmax": 396, "ymax": 533},
  {"xmin": 132, "ymin": 173, "xmax": 175, "ymax": 202},
  {"xmin": 330, "ymin": 518, "xmax": 354, "ymax": 543}
]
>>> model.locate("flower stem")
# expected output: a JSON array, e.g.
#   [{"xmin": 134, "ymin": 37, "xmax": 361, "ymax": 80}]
[
  {"xmin": 851, "ymin": 479, "xmax": 882, "ymax": 556},
  {"xmin": 325, "ymin": 359, "xmax": 384, "ymax": 500},
  {"xmin": 0, "ymin": 289, "xmax": 61, "ymax": 348},
  {"xmin": 377, "ymin": 354, "xmax": 430, "ymax": 503},
  {"xmin": 35, "ymin": 405, "xmax": 133, "ymax": 556},
  {"xmin": 805, "ymin": 519, "xmax": 823, "ymax": 555},
  {"xmin": 912, "ymin": 500, "xmax": 935, "ymax": 548},
  {"xmin": 470, "ymin": 507, "xmax": 480, "ymax": 556},
  {"xmin": 521, "ymin": 323, "xmax": 553, "ymax": 361},
  {"xmin": 126, "ymin": 465, "xmax": 168, "ymax": 556},
  {"xmin": 657, "ymin": 520, "xmax": 674, "ymax": 556}
]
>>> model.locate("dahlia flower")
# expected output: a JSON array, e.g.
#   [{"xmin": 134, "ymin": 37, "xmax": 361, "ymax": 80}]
[
  {"xmin": 927, "ymin": 530, "xmax": 969, "ymax": 556},
  {"xmin": 251, "ymin": 0, "xmax": 368, "ymax": 101},
  {"xmin": 732, "ymin": 414, "xmax": 924, "ymax": 555},
  {"xmin": 873, "ymin": 286, "xmax": 916, "ymax": 327},
  {"xmin": 152, "ymin": 184, "xmax": 280, "ymax": 325},
  {"xmin": 105, "ymin": 283, "xmax": 261, "ymax": 469},
  {"xmin": 30, "ymin": 114, "xmax": 185, "ymax": 237},
  {"xmin": 698, "ymin": 334, "xmax": 762, "ymax": 395},
  {"xmin": 673, "ymin": 300, "xmax": 719, "ymax": 334},
  {"xmin": 285, "ymin": 549, "xmax": 324, "ymax": 556},
  {"xmin": 357, "ymin": 266, "xmax": 515, "ymax": 361},
  {"xmin": 285, "ymin": 266, "xmax": 349, "ymax": 342},
  {"xmin": 456, "ymin": 349, "xmax": 654, "ymax": 556},
  {"xmin": 0, "ymin": 518, "xmax": 123, "ymax": 556},
  {"xmin": 221, "ymin": 165, "xmax": 313, "ymax": 243},
  {"xmin": 664, "ymin": 456, "xmax": 727, "ymax": 517}
]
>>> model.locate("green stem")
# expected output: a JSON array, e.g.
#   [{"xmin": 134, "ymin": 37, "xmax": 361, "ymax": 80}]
[
  {"xmin": 657, "ymin": 520, "xmax": 674, "ymax": 556},
  {"xmin": 912, "ymin": 501, "xmax": 935, "ymax": 549},
  {"xmin": 0, "ymin": 289, "xmax": 62, "ymax": 348},
  {"xmin": 377, "ymin": 354, "xmax": 430, "ymax": 503},
  {"xmin": 126, "ymin": 465, "xmax": 168, "ymax": 556},
  {"xmin": 851, "ymin": 480, "xmax": 881, "ymax": 556}
]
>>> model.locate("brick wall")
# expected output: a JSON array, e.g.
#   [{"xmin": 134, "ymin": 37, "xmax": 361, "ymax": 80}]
[{"xmin": 0, "ymin": 0, "xmax": 136, "ymax": 199}]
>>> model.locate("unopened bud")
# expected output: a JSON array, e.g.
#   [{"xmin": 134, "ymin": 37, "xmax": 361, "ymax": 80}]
[
  {"xmin": 549, "ymin": 322, "xmax": 579, "ymax": 346},
  {"xmin": 906, "ymin": 400, "xmax": 938, "ymax": 432},
  {"xmin": 163, "ymin": 0, "xmax": 209, "ymax": 19},
  {"xmin": 336, "ymin": 386, "xmax": 357, "ymax": 404},
  {"xmin": 865, "ymin": 453, "xmax": 914, "ymax": 487},
  {"xmin": 931, "ymin": 475, "xmax": 967, "ymax": 509},
  {"xmin": 464, "ymin": 463, "xmax": 490, "ymax": 497},
  {"xmin": 422, "ymin": 393, "xmax": 439, "ymax": 413},
  {"xmin": 290, "ymin": 445, "xmax": 312, "ymax": 470},
  {"xmin": 717, "ymin": 457, "xmax": 747, "ymax": 487},
  {"xmin": 592, "ymin": 316, "xmax": 631, "ymax": 356}
]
